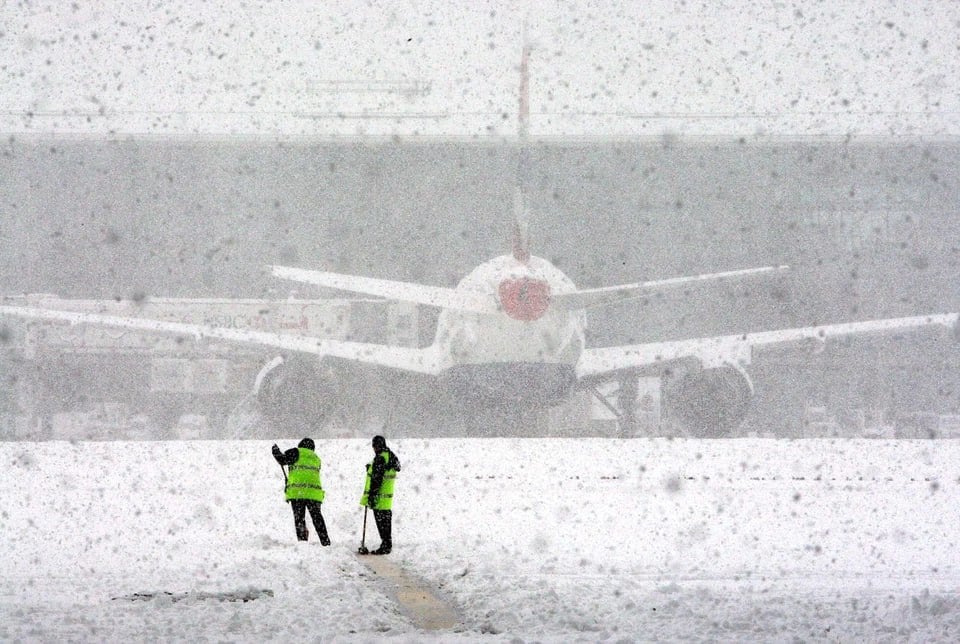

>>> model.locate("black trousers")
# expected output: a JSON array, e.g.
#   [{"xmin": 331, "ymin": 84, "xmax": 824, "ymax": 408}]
[
  {"xmin": 372, "ymin": 509, "xmax": 392, "ymax": 547},
  {"xmin": 290, "ymin": 499, "xmax": 330, "ymax": 543}
]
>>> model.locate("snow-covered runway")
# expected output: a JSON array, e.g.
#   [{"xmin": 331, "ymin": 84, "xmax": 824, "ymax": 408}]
[{"xmin": 2, "ymin": 437, "xmax": 958, "ymax": 641}]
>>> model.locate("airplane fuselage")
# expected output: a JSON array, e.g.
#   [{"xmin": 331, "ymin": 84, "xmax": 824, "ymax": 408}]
[{"xmin": 433, "ymin": 254, "xmax": 586, "ymax": 405}]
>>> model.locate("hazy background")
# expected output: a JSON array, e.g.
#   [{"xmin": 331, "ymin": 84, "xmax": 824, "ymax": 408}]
[
  {"xmin": 1, "ymin": 1, "xmax": 959, "ymax": 438},
  {"xmin": 2, "ymin": 1, "xmax": 958, "ymax": 137},
  {"xmin": 1, "ymin": 137, "xmax": 958, "ymax": 335},
  {"xmin": 2, "ymin": 137, "xmax": 958, "ymax": 438}
]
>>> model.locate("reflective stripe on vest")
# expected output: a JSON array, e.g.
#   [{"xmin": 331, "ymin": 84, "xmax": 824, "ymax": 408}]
[
  {"xmin": 286, "ymin": 447, "xmax": 325, "ymax": 502},
  {"xmin": 360, "ymin": 452, "xmax": 397, "ymax": 510}
]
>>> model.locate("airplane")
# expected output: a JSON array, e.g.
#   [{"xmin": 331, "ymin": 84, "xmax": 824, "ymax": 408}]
[
  {"xmin": 2, "ymin": 219, "xmax": 957, "ymax": 437},
  {"xmin": 2, "ymin": 46, "xmax": 958, "ymax": 438}
]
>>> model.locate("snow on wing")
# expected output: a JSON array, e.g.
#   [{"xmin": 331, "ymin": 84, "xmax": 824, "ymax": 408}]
[
  {"xmin": 576, "ymin": 312, "xmax": 960, "ymax": 379},
  {"xmin": 270, "ymin": 264, "xmax": 497, "ymax": 314},
  {"xmin": 551, "ymin": 265, "xmax": 789, "ymax": 311},
  {"xmin": 0, "ymin": 305, "xmax": 443, "ymax": 375}
]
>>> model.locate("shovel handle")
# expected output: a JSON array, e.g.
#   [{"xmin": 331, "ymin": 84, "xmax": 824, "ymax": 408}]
[{"xmin": 360, "ymin": 506, "xmax": 369, "ymax": 552}]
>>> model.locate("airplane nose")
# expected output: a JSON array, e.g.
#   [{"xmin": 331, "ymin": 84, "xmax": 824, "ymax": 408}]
[{"xmin": 498, "ymin": 277, "xmax": 550, "ymax": 321}]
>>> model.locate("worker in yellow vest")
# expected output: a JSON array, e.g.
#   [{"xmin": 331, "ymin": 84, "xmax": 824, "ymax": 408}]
[
  {"xmin": 360, "ymin": 435, "xmax": 401, "ymax": 555},
  {"xmin": 272, "ymin": 437, "xmax": 330, "ymax": 545}
]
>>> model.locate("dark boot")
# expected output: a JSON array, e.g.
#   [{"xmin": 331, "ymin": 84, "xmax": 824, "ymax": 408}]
[{"xmin": 372, "ymin": 509, "xmax": 392, "ymax": 554}]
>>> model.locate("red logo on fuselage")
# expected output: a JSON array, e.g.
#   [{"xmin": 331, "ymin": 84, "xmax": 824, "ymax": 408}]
[{"xmin": 498, "ymin": 277, "xmax": 550, "ymax": 321}]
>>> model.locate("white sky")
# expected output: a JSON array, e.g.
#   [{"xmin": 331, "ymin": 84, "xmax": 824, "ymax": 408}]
[
  {"xmin": 2, "ymin": 438, "xmax": 958, "ymax": 640},
  {"xmin": 2, "ymin": 0, "xmax": 959, "ymax": 137}
]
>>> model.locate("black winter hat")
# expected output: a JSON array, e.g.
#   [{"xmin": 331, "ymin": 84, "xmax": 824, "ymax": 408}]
[
  {"xmin": 372, "ymin": 435, "xmax": 386, "ymax": 450},
  {"xmin": 298, "ymin": 437, "xmax": 315, "ymax": 450}
]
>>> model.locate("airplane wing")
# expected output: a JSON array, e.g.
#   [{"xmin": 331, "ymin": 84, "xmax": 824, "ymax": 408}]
[
  {"xmin": 0, "ymin": 305, "xmax": 444, "ymax": 375},
  {"xmin": 576, "ymin": 312, "xmax": 959, "ymax": 380},
  {"xmin": 271, "ymin": 264, "xmax": 787, "ymax": 315},
  {"xmin": 552, "ymin": 265, "xmax": 789, "ymax": 311},
  {"xmin": 270, "ymin": 265, "xmax": 499, "ymax": 314}
]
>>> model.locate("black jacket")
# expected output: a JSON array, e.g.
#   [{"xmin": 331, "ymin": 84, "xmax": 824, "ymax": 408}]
[
  {"xmin": 272, "ymin": 445, "xmax": 301, "ymax": 466},
  {"xmin": 368, "ymin": 448, "xmax": 401, "ymax": 499}
]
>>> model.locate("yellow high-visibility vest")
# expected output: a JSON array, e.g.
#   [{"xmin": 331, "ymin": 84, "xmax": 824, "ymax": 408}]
[
  {"xmin": 360, "ymin": 452, "xmax": 397, "ymax": 510},
  {"xmin": 286, "ymin": 448, "xmax": 325, "ymax": 503}
]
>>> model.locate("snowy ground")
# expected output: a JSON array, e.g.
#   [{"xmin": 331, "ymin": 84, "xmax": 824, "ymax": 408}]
[{"xmin": 2, "ymin": 437, "xmax": 959, "ymax": 642}]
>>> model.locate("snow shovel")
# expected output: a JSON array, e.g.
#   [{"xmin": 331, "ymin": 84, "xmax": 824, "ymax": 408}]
[{"xmin": 358, "ymin": 506, "xmax": 370, "ymax": 555}]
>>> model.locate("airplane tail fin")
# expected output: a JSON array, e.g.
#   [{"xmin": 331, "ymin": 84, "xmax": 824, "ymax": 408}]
[
  {"xmin": 512, "ymin": 38, "xmax": 532, "ymax": 264},
  {"xmin": 512, "ymin": 188, "xmax": 530, "ymax": 263},
  {"xmin": 518, "ymin": 38, "xmax": 530, "ymax": 140}
]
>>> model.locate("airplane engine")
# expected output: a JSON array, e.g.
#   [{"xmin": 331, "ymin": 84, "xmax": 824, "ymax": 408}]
[
  {"xmin": 662, "ymin": 363, "xmax": 755, "ymax": 437},
  {"xmin": 254, "ymin": 356, "xmax": 340, "ymax": 433}
]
